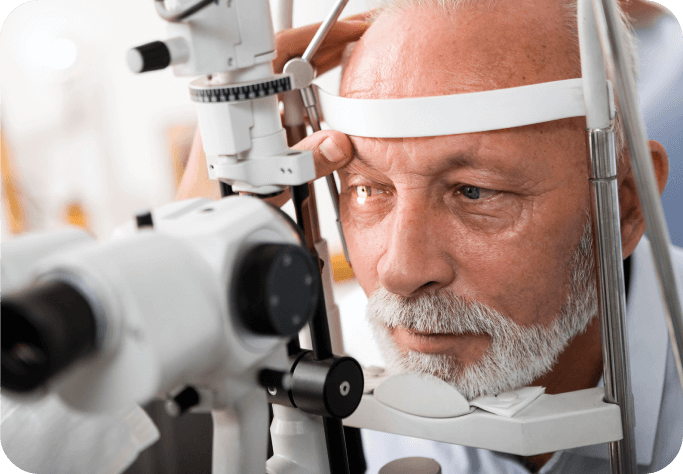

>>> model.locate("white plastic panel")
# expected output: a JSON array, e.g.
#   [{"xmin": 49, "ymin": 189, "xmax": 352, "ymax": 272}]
[{"xmin": 345, "ymin": 388, "xmax": 623, "ymax": 456}]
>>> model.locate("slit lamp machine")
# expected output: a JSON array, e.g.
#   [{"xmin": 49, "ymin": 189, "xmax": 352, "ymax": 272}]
[{"xmin": 1, "ymin": 1, "xmax": 683, "ymax": 473}]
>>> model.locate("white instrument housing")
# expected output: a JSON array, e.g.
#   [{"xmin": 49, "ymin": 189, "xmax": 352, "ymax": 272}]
[
  {"xmin": 7, "ymin": 197, "xmax": 303, "ymax": 414},
  {"xmin": 165, "ymin": 0, "xmax": 277, "ymax": 77}
]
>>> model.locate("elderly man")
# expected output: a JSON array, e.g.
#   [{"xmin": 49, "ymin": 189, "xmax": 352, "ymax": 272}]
[{"xmin": 179, "ymin": 0, "xmax": 682, "ymax": 472}]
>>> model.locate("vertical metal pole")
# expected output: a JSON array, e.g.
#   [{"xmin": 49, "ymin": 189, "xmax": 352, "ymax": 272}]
[
  {"xmin": 298, "ymin": 0, "xmax": 353, "ymax": 265},
  {"xmin": 290, "ymin": 183, "xmax": 351, "ymax": 474},
  {"xmin": 587, "ymin": 127, "xmax": 637, "ymax": 474},
  {"xmin": 579, "ymin": 2, "xmax": 636, "ymax": 468},
  {"xmin": 300, "ymin": 88, "xmax": 352, "ymax": 264}
]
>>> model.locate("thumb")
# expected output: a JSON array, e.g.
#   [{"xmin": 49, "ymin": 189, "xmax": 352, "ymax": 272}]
[{"xmin": 292, "ymin": 130, "xmax": 354, "ymax": 179}]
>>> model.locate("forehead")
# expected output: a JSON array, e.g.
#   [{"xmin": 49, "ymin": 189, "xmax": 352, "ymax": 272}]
[
  {"xmin": 346, "ymin": 116, "xmax": 586, "ymax": 183},
  {"xmin": 340, "ymin": 1, "xmax": 579, "ymax": 99},
  {"xmin": 339, "ymin": 1, "xmax": 585, "ymax": 174}
]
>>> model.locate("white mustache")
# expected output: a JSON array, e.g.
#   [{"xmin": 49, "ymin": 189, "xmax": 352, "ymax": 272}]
[
  {"xmin": 365, "ymin": 220, "xmax": 598, "ymax": 400},
  {"xmin": 366, "ymin": 288, "xmax": 510, "ymax": 337}
]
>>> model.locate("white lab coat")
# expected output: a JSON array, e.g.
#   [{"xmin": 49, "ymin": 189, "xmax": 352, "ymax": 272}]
[
  {"xmin": 1, "ymin": 394, "xmax": 158, "ymax": 474},
  {"xmin": 361, "ymin": 238, "xmax": 683, "ymax": 474}
]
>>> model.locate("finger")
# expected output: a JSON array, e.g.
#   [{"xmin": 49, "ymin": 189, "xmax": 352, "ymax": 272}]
[
  {"xmin": 274, "ymin": 20, "xmax": 369, "ymax": 73},
  {"xmin": 312, "ymin": 48, "xmax": 346, "ymax": 77},
  {"xmin": 292, "ymin": 130, "xmax": 354, "ymax": 179}
]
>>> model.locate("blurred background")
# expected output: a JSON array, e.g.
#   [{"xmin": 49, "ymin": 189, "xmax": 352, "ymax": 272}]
[
  {"xmin": 0, "ymin": 0, "xmax": 367, "ymax": 243},
  {"xmin": 1, "ymin": 1, "xmax": 682, "ymax": 473},
  {"xmin": 0, "ymin": 0, "xmax": 384, "ymax": 364}
]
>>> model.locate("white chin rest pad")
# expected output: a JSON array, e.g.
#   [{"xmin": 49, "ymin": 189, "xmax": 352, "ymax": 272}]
[
  {"xmin": 316, "ymin": 78, "xmax": 587, "ymax": 138},
  {"xmin": 373, "ymin": 372, "xmax": 472, "ymax": 418},
  {"xmin": 469, "ymin": 386, "xmax": 546, "ymax": 417}
]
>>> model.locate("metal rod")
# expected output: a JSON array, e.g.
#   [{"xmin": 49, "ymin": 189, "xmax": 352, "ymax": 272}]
[
  {"xmin": 588, "ymin": 127, "xmax": 637, "ymax": 474},
  {"xmin": 290, "ymin": 183, "xmax": 334, "ymax": 360},
  {"xmin": 595, "ymin": 0, "xmax": 683, "ymax": 394},
  {"xmin": 300, "ymin": 87, "xmax": 352, "ymax": 264},
  {"xmin": 298, "ymin": 0, "xmax": 354, "ymax": 265},
  {"xmin": 302, "ymin": 0, "xmax": 352, "ymax": 63},
  {"xmin": 273, "ymin": 0, "xmax": 295, "ymax": 32},
  {"xmin": 325, "ymin": 174, "xmax": 352, "ymax": 264},
  {"xmin": 290, "ymin": 182, "xmax": 350, "ymax": 474},
  {"xmin": 323, "ymin": 416, "xmax": 351, "ymax": 474},
  {"xmin": 283, "ymin": 7, "xmax": 357, "ymax": 473}
]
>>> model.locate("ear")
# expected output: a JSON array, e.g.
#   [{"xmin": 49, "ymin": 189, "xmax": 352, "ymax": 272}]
[{"xmin": 618, "ymin": 140, "xmax": 669, "ymax": 258}]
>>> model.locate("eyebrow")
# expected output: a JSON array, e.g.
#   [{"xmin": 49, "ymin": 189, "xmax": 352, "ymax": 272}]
[{"xmin": 351, "ymin": 149, "xmax": 481, "ymax": 172}]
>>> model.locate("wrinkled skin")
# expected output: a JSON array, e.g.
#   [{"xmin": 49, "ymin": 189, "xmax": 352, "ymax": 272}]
[
  {"xmin": 338, "ymin": 0, "xmax": 668, "ymax": 406},
  {"xmin": 337, "ymin": 2, "xmax": 668, "ymax": 468}
]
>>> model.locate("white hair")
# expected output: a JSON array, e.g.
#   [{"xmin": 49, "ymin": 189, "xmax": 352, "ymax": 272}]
[
  {"xmin": 366, "ymin": 221, "xmax": 597, "ymax": 401},
  {"xmin": 367, "ymin": 0, "xmax": 639, "ymax": 160}
]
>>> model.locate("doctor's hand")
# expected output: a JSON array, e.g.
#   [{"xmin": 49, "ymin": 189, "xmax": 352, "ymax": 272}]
[
  {"xmin": 274, "ymin": 14, "xmax": 371, "ymax": 76},
  {"xmin": 264, "ymin": 129, "xmax": 354, "ymax": 207}
]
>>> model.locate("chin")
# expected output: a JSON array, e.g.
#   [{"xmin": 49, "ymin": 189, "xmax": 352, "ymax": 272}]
[{"xmin": 370, "ymin": 315, "xmax": 564, "ymax": 402}]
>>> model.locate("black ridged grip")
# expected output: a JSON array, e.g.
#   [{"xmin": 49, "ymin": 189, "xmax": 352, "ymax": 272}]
[
  {"xmin": 130, "ymin": 41, "xmax": 171, "ymax": 73},
  {"xmin": 235, "ymin": 243, "xmax": 319, "ymax": 337}
]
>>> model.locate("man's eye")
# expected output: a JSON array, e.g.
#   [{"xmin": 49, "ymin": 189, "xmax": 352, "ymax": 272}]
[
  {"xmin": 355, "ymin": 185, "xmax": 386, "ymax": 205},
  {"xmin": 456, "ymin": 185, "xmax": 497, "ymax": 201}
]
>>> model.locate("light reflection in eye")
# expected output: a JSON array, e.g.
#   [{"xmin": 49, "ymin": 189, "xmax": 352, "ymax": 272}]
[
  {"xmin": 461, "ymin": 186, "xmax": 482, "ymax": 200},
  {"xmin": 355, "ymin": 185, "xmax": 385, "ymax": 205}
]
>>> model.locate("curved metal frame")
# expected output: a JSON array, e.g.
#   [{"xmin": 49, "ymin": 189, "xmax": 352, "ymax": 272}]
[
  {"xmin": 593, "ymin": 0, "xmax": 683, "ymax": 391},
  {"xmin": 587, "ymin": 0, "xmax": 683, "ymax": 472}
]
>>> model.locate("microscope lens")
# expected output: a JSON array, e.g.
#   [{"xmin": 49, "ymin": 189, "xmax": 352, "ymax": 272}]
[
  {"xmin": 1, "ymin": 280, "xmax": 98, "ymax": 393},
  {"xmin": 235, "ymin": 243, "xmax": 319, "ymax": 337}
]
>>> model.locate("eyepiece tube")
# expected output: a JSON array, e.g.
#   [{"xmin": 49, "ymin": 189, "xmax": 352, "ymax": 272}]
[{"xmin": 1, "ymin": 280, "xmax": 98, "ymax": 393}]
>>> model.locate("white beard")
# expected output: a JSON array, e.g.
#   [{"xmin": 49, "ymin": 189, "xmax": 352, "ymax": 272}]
[{"xmin": 366, "ymin": 222, "xmax": 598, "ymax": 401}]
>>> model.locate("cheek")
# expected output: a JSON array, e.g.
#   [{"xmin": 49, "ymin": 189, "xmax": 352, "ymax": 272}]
[
  {"xmin": 340, "ymin": 199, "xmax": 386, "ymax": 295},
  {"xmin": 454, "ymin": 205, "xmax": 588, "ymax": 325},
  {"xmin": 445, "ymin": 196, "xmax": 527, "ymax": 236}
]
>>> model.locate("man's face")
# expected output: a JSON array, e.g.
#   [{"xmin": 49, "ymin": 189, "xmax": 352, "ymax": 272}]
[{"xmin": 338, "ymin": 1, "xmax": 597, "ymax": 397}]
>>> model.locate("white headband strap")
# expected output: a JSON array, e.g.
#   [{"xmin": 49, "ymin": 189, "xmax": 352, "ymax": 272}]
[{"xmin": 315, "ymin": 78, "xmax": 596, "ymax": 138}]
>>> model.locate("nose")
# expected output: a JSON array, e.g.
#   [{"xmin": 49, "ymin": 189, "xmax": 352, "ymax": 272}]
[{"xmin": 377, "ymin": 202, "xmax": 455, "ymax": 298}]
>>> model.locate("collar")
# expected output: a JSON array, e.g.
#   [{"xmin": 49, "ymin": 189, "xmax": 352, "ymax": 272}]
[{"xmin": 569, "ymin": 237, "xmax": 670, "ymax": 465}]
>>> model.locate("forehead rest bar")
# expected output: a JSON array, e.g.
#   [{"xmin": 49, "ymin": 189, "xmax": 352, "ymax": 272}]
[{"xmin": 315, "ymin": 78, "xmax": 615, "ymax": 138}]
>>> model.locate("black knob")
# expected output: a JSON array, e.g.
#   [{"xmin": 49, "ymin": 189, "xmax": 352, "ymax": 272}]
[
  {"xmin": 135, "ymin": 210, "xmax": 154, "ymax": 229},
  {"xmin": 165, "ymin": 386, "xmax": 201, "ymax": 417},
  {"xmin": 127, "ymin": 41, "xmax": 171, "ymax": 73},
  {"xmin": 234, "ymin": 243, "xmax": 319, "ymax": 337},
  {"xmin": 1, "ymin": 280, "xmax": 98, "ymax": 393},
  {"xmin": 290, "ymin": 352, "xmax": 364, "ymax": 419}
]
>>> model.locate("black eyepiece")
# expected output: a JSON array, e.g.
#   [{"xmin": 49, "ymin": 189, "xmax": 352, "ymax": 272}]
[
  {"xmin": 1, "ymin": 280, "xmax": 98, "ymax": 393},
  {"xmin": 235, "ymin": 243, "xmax": 320, "ymax": 338}
]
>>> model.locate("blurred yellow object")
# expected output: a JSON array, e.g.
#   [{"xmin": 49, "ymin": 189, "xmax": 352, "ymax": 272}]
[
  {"xmin": 331, "ymin": 252, "xmax": 355, "ymax": 282},
  {"xmin": 1, "ymin": 131, "xmax": 26, "ymax": 234},
  {"xmin": 62, "ymin": 201, "xmax": 90, "ymax": 230},
  {"xmin": 167, "ymin": 123, "xmax": 196, "ymax": 189}
]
